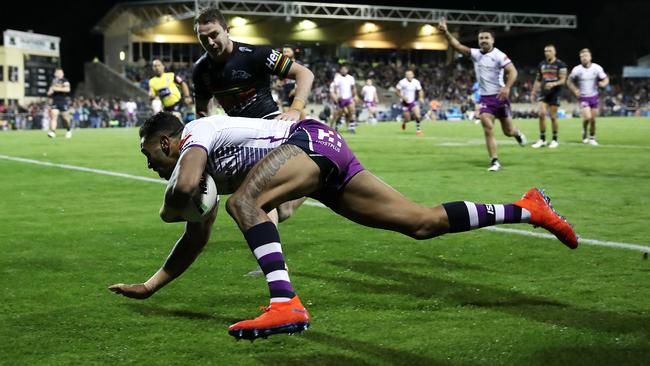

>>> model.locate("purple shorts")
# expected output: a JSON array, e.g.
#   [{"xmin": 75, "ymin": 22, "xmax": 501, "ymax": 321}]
[
  {"xmin": 479, "ymin": 95, "xmax": 511, "ymax": 119},
  {"xmin": 364, "ymin": 101, "xmax": 376, "ymax": 108},
  {"xmin": 579, "ymin": 95, "xmax": 599, "ymax": 109},
  {"xmin": 401, "ymin": 101, "xmax": 417, "ymax": 112},
  {"xmin": 285, "ymin": 119, "xmax": 365, "ymax": 205},
  {"xmin": 338, "ymin": 98, "xmax": 354, "ymax": 108}
]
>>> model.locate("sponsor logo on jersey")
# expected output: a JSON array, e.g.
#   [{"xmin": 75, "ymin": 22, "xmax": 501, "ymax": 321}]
[
  {"xmin": 266, "ymin": 49, "xmax": 281, "ymax": 70},
  {"xmin": 231, "ymin": 69, "xmax": 252, "ymax": 80},
  {"xmin": 317, "ymin": 128, "xmax": 342, "ymax": 151},
  {"xmin": 239, "ymin": 46, "xmax": 252, "ymax": 52}
]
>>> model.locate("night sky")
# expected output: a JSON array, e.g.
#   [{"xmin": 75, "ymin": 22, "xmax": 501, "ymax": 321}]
[{"xmin": 2, "ymin": 0, "xmax": 649, "ymax": 87}]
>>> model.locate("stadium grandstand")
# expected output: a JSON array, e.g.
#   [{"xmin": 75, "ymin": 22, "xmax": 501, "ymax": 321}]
[{"xmin": 1, "ymin": 0, "xmax": 648, "ymax": 130}]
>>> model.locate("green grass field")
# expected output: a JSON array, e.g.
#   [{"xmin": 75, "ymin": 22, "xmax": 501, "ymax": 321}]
[{"xmin": 1, "ymin": 117, "xmax": 649, "ymax": 365}]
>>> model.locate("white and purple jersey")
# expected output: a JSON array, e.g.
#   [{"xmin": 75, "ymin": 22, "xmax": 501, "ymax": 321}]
[
  {"xmin": 361, "ymin": 85, "xmax": 377, "ymax": 103},
  {"xmin": 569, "ymin": 63, "xmax": 607, "ymax": 97},
  {"xmin": 470, "ymin": 47, "xmax": 512, "ymax": 96},
  {"xmin": 333, "ymin": 74, "xmax": 356, "ymax": 100},
  {"xmin": 396, "ymin": 78, "xmax": 422, "ymax": 103},
  {"xmin": 179, "ymin": 115, "xmax": 294, "ymax": 194}
]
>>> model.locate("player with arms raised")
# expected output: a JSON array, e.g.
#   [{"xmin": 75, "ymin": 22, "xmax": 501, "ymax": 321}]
[
  {"xmin": 439, "ymin": 18, "xmax": 526, "ymax": 171},
  {"xmin": 396, "ymin": 70, "xmax": 425, "ymax": 135},
  {"xmin": 567, "ymin": 48, "xmax": 609, "ymax": 146},
  {"xmin": 531, "ymin": 45, "xmax": 568, "ymax": 149}
]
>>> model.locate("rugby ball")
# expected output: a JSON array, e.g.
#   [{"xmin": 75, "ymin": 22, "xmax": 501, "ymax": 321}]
[{"xmin": 182, "ymin": 172, "xmax": 219, "ymax": 222}]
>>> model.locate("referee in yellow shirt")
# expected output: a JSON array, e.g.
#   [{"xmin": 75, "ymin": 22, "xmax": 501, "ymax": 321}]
[{"xmin": 149, "ymin": 59, "xmax": 192, "ymax": 114}]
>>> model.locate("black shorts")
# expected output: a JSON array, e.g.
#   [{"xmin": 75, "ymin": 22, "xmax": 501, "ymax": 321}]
[
  {"xmin": 163, "ymin": 101, "xmax": 183, "ymax": 113},
  {"xmin": 51, "ymin": 100, "xmax": 68, "ymax": 111},
  {"xmin": 539, "ymin": 90, "xmax": 561, "ymax": 106}
]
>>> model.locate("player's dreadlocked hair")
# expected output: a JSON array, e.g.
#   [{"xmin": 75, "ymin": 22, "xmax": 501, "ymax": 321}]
[
  {"xmin": 195, "ymin": 7, "xmax": 228, "ymax": 30},
  {"xmin": 139, "ymin": 112, "xmax": 184, "ymax": 139}
]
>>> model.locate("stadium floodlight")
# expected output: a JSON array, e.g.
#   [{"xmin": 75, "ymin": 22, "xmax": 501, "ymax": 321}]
[
  {"xmin": 361, "ymin": 22, "xmax": 378, "ymax": 33},
  {"xmin": 119, "ymin": 51, "xmax": 126, "ymax": 61},
  {"xmin": 298, "ymin": 19, "xmax": 317, "ymax": 30},
  {"xmin": 420, "ymin": 24, "xmax": 435, "ymax": 36},
  {"xmin": 231, "ymin": 16, "xmax": 248, "ymax": 27}
]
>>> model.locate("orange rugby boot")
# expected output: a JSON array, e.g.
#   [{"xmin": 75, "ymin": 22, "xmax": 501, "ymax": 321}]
[
  {"xmin": 514, "ymin": 188, "xmax": 579, "ymax": 249},
  {"xmin": 228, "ymin": 296, "xmax": 310, "ymax": 341}
]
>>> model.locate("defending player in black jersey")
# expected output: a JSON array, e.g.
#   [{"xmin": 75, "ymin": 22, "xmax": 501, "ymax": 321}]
[
  {"xmin": 530, "ymin": 45, "xmax": 567, "ymax": 148},
  {"xmin": 192, "ymin": 8, "xmax": 314, "ymax": 121},
  {"xmin": 46, "ymin": 68, "xmax": 72, "ymax": 139},
  {"xmin": 192, "ymin": 8, "xmax": 314, "ymax": 276}
]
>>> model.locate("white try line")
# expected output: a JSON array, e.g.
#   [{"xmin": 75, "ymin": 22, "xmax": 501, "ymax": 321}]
[{"xmin": 2, "ymin": 153, "xmax": 649, "ymax": 253}]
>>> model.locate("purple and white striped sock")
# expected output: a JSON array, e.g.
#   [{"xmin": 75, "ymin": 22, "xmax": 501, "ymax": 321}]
[
  {"xmin": 442, "ymin": 201, "xmax": 531, "ymax": 233},
  {"xmin": 244, "ymin": 221, "xmax": 295, "ymax": 303}
]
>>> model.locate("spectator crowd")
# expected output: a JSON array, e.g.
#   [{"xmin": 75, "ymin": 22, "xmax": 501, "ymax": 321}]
[{"xmin": 2, "ymin": 55, "xmax": 649, "ymax": 131}]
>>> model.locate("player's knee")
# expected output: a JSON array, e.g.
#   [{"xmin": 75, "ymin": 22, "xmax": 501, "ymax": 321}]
[
  {"xmin": 225, "ymin": 193, "xmax": 253, "ymax": 221},
  {"xmin": 225, "ymin": 195, "xmax": 239, "ymax": 218},
  {"xmin": 482, "ymin": 125, "xmax": 493, "ymax": 135}
]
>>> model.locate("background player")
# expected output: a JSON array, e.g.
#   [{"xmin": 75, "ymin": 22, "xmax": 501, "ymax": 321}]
[
  {"xmin": 361, "ymin": 78, "xmax": 378, "ymax": 124},
  {"xmin": 46, "ymin": 68, "xmax": 72, "ymax": 139},
  {"xmin": 279, "ymin": 46, "xmax": 305, "ymax": 119},
  {"xmin": 149, "ymin": 59, "xmax": 192, "ymax": 117},
  {"xmin": 567, "ymin": 48, "xmax": 609, "ymax": 146},
  {"xmin": 109, "ymin": 112, "xmax": 577, "ymax": 341},
  {"xmin": 439, "ymin": 18, "xmax": 526, "ymax": 171},
  {"xmin": 396, "ymin": 70, "xmax": 424, "ymax": 135},
  {"xmin": 531, "ymin": 45, "xmax": 567, "ymax": 149},
  {"xmin": 193, "ymin": 8, "xmax": 314, "ymax": 121},
  {"xmin": 330, "ymin": 65, "xmax": 358, "ymax": 133}
]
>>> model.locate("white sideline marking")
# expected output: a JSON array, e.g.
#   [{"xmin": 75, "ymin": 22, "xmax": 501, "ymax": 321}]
[
  {"xmin": 301, "ymin": 200, "xmax": 650, "ymax": 252},
  {"xmin": 2, "ymin": 153, "xmax": 649, "ymax": 253},
  {"xmin": 0, "ymin": 154, "xmax": 165, "ymax": 184}
]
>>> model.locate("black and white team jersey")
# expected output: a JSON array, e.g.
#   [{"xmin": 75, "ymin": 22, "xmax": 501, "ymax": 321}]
[
  {"xmin": 50, "ymin": 77, "xmax": 70, "ymax": 104},
  {"xmin": 192, "ymin": 41, "xmax": 294, "ymax": 118},
  {"xmin": 536, "ymin": 58, "xmax": 567, "ymax": 95}
]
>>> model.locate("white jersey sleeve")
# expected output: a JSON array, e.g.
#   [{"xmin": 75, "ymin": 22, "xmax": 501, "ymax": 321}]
[
  {"xmin": 497, "ymin": 50, "xmax": 512, "ymax": 68},
  {"xmin": 180, "ymin": 119, "xmax": 219, "ymax": 155},
  {"xmin": 470, "ymin": 48, "xmax": 482, "ymax": 63},
  {"xmin": 596, "ymin": 64, "xmax": 607, "ymax": 80}
]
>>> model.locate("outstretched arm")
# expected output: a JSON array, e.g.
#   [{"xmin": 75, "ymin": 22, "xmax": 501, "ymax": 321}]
[
  {"xmin": 438, "ymin": 17, "xmax": 471, "ymax": 56},
  {"xmin": 108, "ymin": 209, "xmax": 217, "ymax": 299}
]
